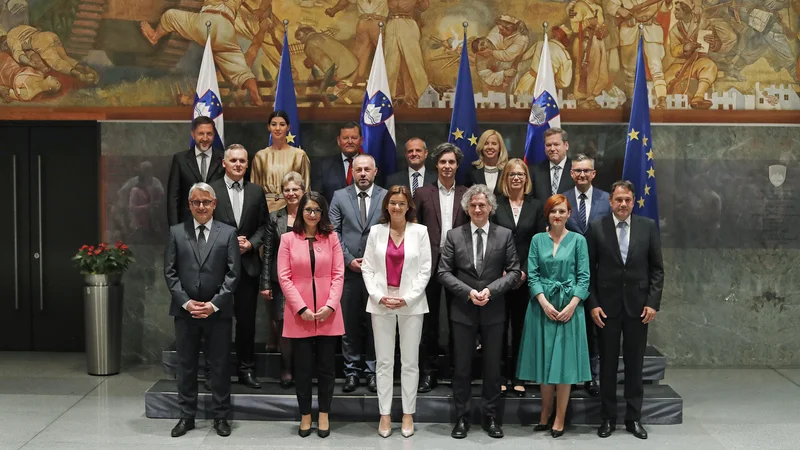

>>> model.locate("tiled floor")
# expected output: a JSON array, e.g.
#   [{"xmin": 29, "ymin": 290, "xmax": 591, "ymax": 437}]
[{"xmin": 1, "ymin": 352, "xmax": 799, "ymax": 449}]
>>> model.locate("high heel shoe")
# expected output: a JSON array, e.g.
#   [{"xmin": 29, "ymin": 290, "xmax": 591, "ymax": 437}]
[
  {"xmin": 401, "ymin": 426, "xmax": 415, "ymax": 438},
  {"xmin": 533, "ymin": 423, "xmax": 551, "ymax": 432},
  {"xmin": 512, "ymin": 383, "xmax": 526, "ymax": 397},
  {"xmin": 551, "ymin": 428, "xmax": 564, "ymax": 438},
  {"xmin": 298, "ymin": 415, "xmax": 312, "ymax": 437},
  {"xmin": 378, "ymin": 427, "xmax": 392, "ymax": 438},
  {"xmin": 317, "ymin": 413, "xmax": 330, "ymax": 438}
]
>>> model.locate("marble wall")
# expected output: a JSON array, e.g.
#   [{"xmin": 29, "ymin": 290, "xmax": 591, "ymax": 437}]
[{"xmin": 102, "ymin": 121, "xmax": 800, "ymax": 366}]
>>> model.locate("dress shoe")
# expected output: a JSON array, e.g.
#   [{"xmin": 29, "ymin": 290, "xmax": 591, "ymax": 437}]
[
  {"xmin": 418, "ymin": 375, "xmax": 436, "ymax": 393},
  {"xmin": 597, "ymin": 419, "xmax": 616, "ymax": 438},
  {"xmin": 378, "ymin": 426, "xmax": 392, "ymax": 438},
  {"xmin": 483, "ymin": 417, "xmax": 504, "ymax": 438},
  {"xmin": 625, "ymin": 420, "xmax": 648, "ymax": 439},
  {"xmin": 585, "ymin": 380, "xmax": 599, "ymax": 397},
  {"xmin": 451, "ymin": 417, "xmax": 470, "ymax": 439},
  {"xmin": 317, "ymin": 427, "xmax": 330, "ymax": 438},
  {"xmin": 533, "ymin": 422, "xmax": 551, "ymax": 432},
  {"xmin": 171, "ymin": 418, "xmax": 195, "ymax": 437},
  {"xmin": 366, "ymin": 375, "xmax": 377, "ymax": 393},
  {"xmin": 342, "ymin": 375, "xmax": 359, "ymax": 392},
  {"xmin": 213, "ymin": 419, "xmax": 231, "ymax": 437},
  {"xmin": 551, "ymin": 428, "xmax": 564, "ymax": 438},
  {"xmin": 238, "ymin": 372, "xmax": 262, "ymax": 389},
  {"xmin": 280, "ymin": 378, "xmax": 294, "ymax": 389},
  {"xmin": 401, "ymin": 426, "xmax": 415, "ymax": 438},
  {"xmin": 512, "ymin": 383, "xmax": 526, "ymax": 397},
  {"xmin": 298, "ymin": 426, "xmax": 311, "ymax": 438}
]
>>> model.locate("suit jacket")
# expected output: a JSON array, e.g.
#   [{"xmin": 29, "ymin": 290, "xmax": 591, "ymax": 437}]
[
  {"xmin": 164, "ymin": 220, "xmax": 240, "ymax": 319},
  {"xmin": 277, "ymin": 231, "xmax": 345, "ymax": 338},
  {"xmin": 413, "ymin": 182, "xmax": 469, "ymax": 263},
  {"xmin": 464, "ymin": 166, "xmax": 503, "ymax": 195},
  {"xmin": 329, "ymin": 184, "xmax": 388, "ymax": 266},
  {"xmin": 438, "ymin": 223, "xmax": 521, "ymax": 326},
  {"xmin": 361, "ymin": 223, "xmax": 432, "ymax": 316},
  {"xmin": 209, "ymin": 178, "xmax": 270, "ymax": 278},
  {"xmin": 167, "ymin": 148, "xmax": 225, "ymax": 226},
  {"xmin": 531, "ymin": 158, "xmax": 575, "ymax": 200},
  {"xmin": 564, "ymin": 187, "xmax": 612, "ymax": 235},
  {"xmin": 492, "ymin": 194, "xmax": 546, "ymax": 272},
  {"xmin": 311, "ymin": 153, "xmax": 348, "ymax": 204},
  {"xmin": 585, "ymin": 214, "xmax": 665, "ymax": 318},
  {"xmin": 260, "ymin": 206, "xmax": 290, "ymax": 289},
  {"xmin": 385, "ymin": 167, "xmax": 437, "ymax": 192}
]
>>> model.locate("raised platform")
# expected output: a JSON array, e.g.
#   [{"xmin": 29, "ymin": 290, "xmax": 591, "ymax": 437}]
[
  {"xmin": 161, "ymin": 344, "xmax": 667, "ymax": 382},
  {"xmin": 145, "ymin": 379, "xmax": 682, "ymax": 424}
]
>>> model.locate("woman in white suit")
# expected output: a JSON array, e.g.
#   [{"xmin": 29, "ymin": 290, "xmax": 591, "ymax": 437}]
[{"xmin": 362, "ymin": 185, "xmax": 432, "ymax": 438}]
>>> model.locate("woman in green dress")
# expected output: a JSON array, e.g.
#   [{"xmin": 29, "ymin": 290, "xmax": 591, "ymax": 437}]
[{"xmin": 517, "ymin": 194, "xmax": 591, "ymax": 438}]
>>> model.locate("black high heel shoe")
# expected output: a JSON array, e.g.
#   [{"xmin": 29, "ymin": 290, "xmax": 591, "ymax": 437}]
[
  {"xmin": 533, "ymin": 413, "xmax": 555, "ymax": 432},
  {"xmin": 551, "ymin": 427, "xmax": 564, "ymax": 438},
  {"xmin": 512, "ymin": 382, "xmax": 526, "ymax": 397}
]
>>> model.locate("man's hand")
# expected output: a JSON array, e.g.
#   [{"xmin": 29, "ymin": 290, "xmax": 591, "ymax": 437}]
[
  {"xmin": 260, "ymin": 289, "xmax": 272, "ymax": 300},
  {"xmin": 191, "ymin": 302, "xmax": 215, "ymax": 319},
  {"xmin": 348, "ymin": 258, "xmax": 363, "ymax": 273},
  {"xmin": 315, "ymin": 306, "xmax": 334, "ymax": 321},
  {"xmin": 300, "ymin": 309, "xmax": 316, "ymax": 321},
  {"xmin": 641, "ymin": 306, "xmax": 657, "ymax": 324},
  {"xmin": 469, "ymin": 289, "xmax": 489, "ymax": 306},
  {"xmin": 591, "ymin": 307, "xmax": 607, "ymax": 328},
  {"xmin": 238, "ymin": 236, "xmax": 252, "ymax": 254}
]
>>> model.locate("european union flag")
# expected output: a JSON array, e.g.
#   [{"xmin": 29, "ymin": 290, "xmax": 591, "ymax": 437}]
[
  {"xmin": 523, "ymin": 31, "xmax": 560, "ymax": 165},
  {"xmin": 272, "ymin": 31, "xmax": 301, "ymax": 149},
  {"xmin": 361, "ymin": 32, "xmax": 397, "ymax": 178},
  {"xmin": 622, "ymin": 35, "xmax": 659, "ymax": 228},
  {"xmin": 192, "ymin": 34, "xmax": 224, "ymax": 149},
  {"xmin": 448, "ymin": 30, "xmax": 479, "ymax": 184}
]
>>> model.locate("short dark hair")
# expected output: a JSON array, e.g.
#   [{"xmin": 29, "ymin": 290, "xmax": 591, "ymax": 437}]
[
  {"xmin": 339, "ymin": 121, "xmax": 361, "ymax": 136},
  {"xmin": 293, "ymin": 191, "xmax": 334, "ymax": 235},
  {"xmin": 431, "ymin": 142, "xmax": 463, "ymax": 165},
  {"xmin": 380, "ymin": 185, "xmax": 417, "ymax": 224},
  {"xmin": 191, "ymin": 116, "xmax": 215, "ymax": 131},
  {"xmin": 610, "ymin": 180, "xmax": 635, "ymax": 197},
  {"xmin": 268, "ymin": 110, "xmax": 291, "ymax": 126},
  {"xmin": 543, "ymin": 127, "xmax": 568, "ymax": 142}
]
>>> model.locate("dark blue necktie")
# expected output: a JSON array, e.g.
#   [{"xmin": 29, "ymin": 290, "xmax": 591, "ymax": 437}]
[{"xmin": 578, "ymin": 193, "xmax": 587, "ymax": 232}]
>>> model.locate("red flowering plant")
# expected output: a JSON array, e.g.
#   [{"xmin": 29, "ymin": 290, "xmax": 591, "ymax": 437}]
[{"xmin": 73, "ymin": 241, "xmax": 135, "ymax": 275}]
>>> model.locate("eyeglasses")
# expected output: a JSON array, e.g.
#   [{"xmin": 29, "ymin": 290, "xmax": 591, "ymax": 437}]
[
  {"xmin": 508, "ymin": 172, "xmax": 526, "ymax": 179},
  {"xmin": 570, "ymin": 169, "xmax": 595, "ymax": 175},
  {"xmin": 190, "ymin": 200, "xmax": 214, "ymax": 207},
  {"xmin": 303, "ymin": 207, "xmax": 323, "ymax": 215}
]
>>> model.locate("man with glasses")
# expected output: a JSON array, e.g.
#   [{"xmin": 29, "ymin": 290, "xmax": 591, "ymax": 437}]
[
  {"xmin": 531, "ymin": 127, "xmax": 575, "ymax": 200},
  {"xmin": 564, "ymin": 153, "xmax": 611, "ymax": 396}
]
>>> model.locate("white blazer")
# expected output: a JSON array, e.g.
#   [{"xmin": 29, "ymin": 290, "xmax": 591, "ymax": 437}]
[{"xmin": 362, "ymin": 222, "xmax": 431, "ymax": 315}]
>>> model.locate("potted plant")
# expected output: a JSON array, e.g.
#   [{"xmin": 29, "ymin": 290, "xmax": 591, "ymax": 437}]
[{"xmin": 73, "ymin": 241, "xmax": 135, "ymax": 286}]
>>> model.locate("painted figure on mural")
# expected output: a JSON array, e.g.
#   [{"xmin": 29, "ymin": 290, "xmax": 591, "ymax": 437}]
[
  {"xmin": 236, "ymin": 0, "xmax": 283, "ymax": 77},
  {"xmin": 326, "ymin": 0, "xmax": 387, "ymax": 85},
  {"xmin": 730, "ymin": 0, "xmax": 798, "ymax": 81},
  {"xmin": 295, "ymin": 24, "xmax": 359, "ymax": 82},
  {"xmin": 384, "ymin": 0, "xmax": 429, "ymax": 107},
  {"xmin": 477, "ymin": 15, "xmax": 530, "ymax": 95},
  {"xmin": 0, "ymin": 25, "xmax": 99, "ymax": 84},
  {"xmin": 515, "ymin": 25, "xmax": 575, "ymax": 95},
  {"xmin": 0, "ymin": 0, "xmax": 27, "ymax": 32},
  {"xmin": 472, "ymin": 37, "xmax": 518, "ymax": 94},
  {"xmin": 139, "ymin": 0, "xmax": 266, "ymax": 106},
  {"xmin": 698, "ymin": 0, "xmax": 742, "ymax": 81},
  {"xmin": 0, "ymin": 50, "xmax": 60, "ymax": 102},
  {"xmin": 570, "ymin": 0, "xmax": 609, "ymax": 108}
]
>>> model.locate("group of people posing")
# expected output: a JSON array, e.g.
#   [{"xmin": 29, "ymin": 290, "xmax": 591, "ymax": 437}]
[{"xmin": 164, "ymin": 112, "xmax": 664, "ymax": 441}]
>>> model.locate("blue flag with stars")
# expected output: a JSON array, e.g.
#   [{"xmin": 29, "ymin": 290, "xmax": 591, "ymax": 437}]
[
  {"xmin": 361, "ymin": 32, "xmax": 397, "ymax": 177},
  {"xmin": 192, "ymin": 34, "xmax": 224, "ymax": 149},
  {"xmin": 622, "ymin": 35, "xmax": 659, "ymax": 228},
  {"xmin": 523, "ymin": 31, "xmax": 560, "ymax": 165},
  {"xmin": 448, "ymin": 30, "xmax": 479, "ymax": 184},
  {"xmin": 271, "ymin": 30, "xmax": 301, "ymax": 149}
]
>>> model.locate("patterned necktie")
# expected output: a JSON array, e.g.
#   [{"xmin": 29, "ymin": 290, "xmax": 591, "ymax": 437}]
[
  {"xmin": 551, "ymin": 165, "xmax": 561, "ymax": 195},
  {"xmin": 232, "ymin": 181, "xmax": 242, "ymax": 226},
  {"xmin": 197, "ymin": 224, "xmax": 207, "ymax": 255},
  {"xmin": 358, "ymin": 191, "xmax": 368, "ymax": 224},
  {"xmin": 578, "ymin": 193, "xmax": 587, "ymax": 232},
  {"xmin": 346, "ymin": 157, "xmax": 354, "ymax": 185},
  {"xmin": 618, "ymin": 221, "xmax": 628, "ymax": 264},
  {"xmin": 199, "ymin": 152, "xmax": 208, "ymax": 181},
  {"xmin": 412, "ymin": 172, "xmax": 420, "ymax": 197},
  {"xmin": 475, "ymin": 228, "xmax": 484, "ymax": 273}
]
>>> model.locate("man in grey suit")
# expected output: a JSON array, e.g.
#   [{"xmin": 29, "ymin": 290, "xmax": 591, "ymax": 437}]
[
  {"xmin": 164, "ymin": 182, "xmax": 240, "ymax": 438},
  {"xmin": 438, "ymin": 184, "xmax": 521, "ymax": 439},
  {"xmin": 385, "ymin": 137, "xmax": 437, "ymax": 197},
  {"xmin": 329, "ymin": 154, "xmax": 387, "ymax": 393}
]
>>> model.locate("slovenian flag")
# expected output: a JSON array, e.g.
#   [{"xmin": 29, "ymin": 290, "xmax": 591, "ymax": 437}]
[
  {"xmin": 192, "ymin": 34, "xmax": 224, "ymax": 149},
  {"xmin": 523, "ymin": 30, "xmax": 560, "ymax": 165},
  {"xmin": 360, "ymin": 32, "xmax": 397, "ymax": 180}
]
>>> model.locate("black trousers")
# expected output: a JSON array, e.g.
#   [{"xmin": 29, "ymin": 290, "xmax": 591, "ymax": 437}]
[
  {"xmin": 293, "ymin": 335, "xmax": 338, "ymax": 415},
  {"xmin": 419, "ymin": 254, "xmax": 454, "ymax": 376},
  {"xmin": 340, "ymin": 271, "xmax": 375, "ymax": 377},
  {"xmin": 175, "ymin": 315, "xmax": 232, "ymax": 419},
  {"xmin": 451, "ymin": 321, "xmax": 504, "ymax": 420},
  {"xmin": 501, "ymin": 285, "xmax": 529, "ymax": 383},
  {"xmin": 234, "ymin": 270, "xmax": 259, "ymax": 373},
  {"xmin": 599, "ymin": 312, "xmax": 648, "ymax": 421},
  {"xmin": 585, "ymin": 303, "xmax": 600, "ymax": 381}
]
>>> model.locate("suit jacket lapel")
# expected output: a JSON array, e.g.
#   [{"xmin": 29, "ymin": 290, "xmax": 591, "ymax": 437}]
[
  {"xmin": 453, "ymin": 186, "xmax": 465, "ymax": 227},
  {"xmin": 207, "ymin": 150, "xmax": 223, "ymax": 180},
  {"xmin": 184, "ymin": 220, "xmax": 202, "ymax": 263},
  {"xmin": 185, "ymin": 149, "xmax": 203, "ymax": 182},
  {"xmin": 497, "ymin": 198, "xmax": 515, "ymax": 231},
  {"xmin": 347, "ymin": 186, "xmax": 363, "ymax": 228},
  {"xmin": 238, "ymin": 183, "xmax": 253, "ymax": 229},
  {"xmin": 474, "ymin": 169, "xmax": 487, "ymax": 185},
  {"xmin": 589, "ymin": 192, "xmax": 605, "ymax": 222},
  {"xmin": 564, "ymin": 190, "xmax": 579, "ymax": 232},
  {"xmin": 626, "ymin": 216, "xmax": 641, "ymax": 263},
  {"xmin": 603, "ymin": 216, "xmax": 624, "ymax": 265},
  {"xmin": 462, "ymin": 225, "xmax": 476, "ymax": 274},
  {"xmin": 480, "ymin": 223, "xmax": 499, "ymax": 276},
  {"xmin": 424, "ymin": 170, "xmax": 437, "ymax": 186},
  {"xmin": 432, "ymin": 184, "xmax": 443, "ymax": 230},
  {"xmin": 558, "ymin": 159, "xmax": 572, "ymax": 192},
  {"xmin": 215, "ymin": 184, "xmax": 236, "ymax": 227},
  {"xmin": 275, "ymin": 207, "xmax": 288, "ymax": 232},
  {"xmin": 200, "ymin": 222, "xmax": 222, "ymax": 266}
]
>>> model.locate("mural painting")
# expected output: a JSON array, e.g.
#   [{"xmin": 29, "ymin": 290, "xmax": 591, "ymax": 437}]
[{"xmin": 0, "ymin": 0, "xmax": 798, "ymax": 110}]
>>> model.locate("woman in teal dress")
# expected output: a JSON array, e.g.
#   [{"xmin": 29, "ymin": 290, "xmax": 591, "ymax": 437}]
[{"xmin": 517, "ymin": 194, "xmax": 591, "ymax": 438}]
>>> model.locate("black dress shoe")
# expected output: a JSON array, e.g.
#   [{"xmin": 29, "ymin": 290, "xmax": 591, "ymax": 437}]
[
  {"xmin": 597, "ymin": 419, "xmax": 616, "ymax": 438},
  {"xmin": 213, "ymin": 419, "xmax": 231, "ymax": 437},
  {"xmin": 451, "ymin": 417, "xmax": 470, "ymax": 439},
  {"xmin": 625, "ymin": 420, "xmax": 648, "ymax": 439},
  {"xmin": 483, "ymin": 417, "xmax": 503, "ymax": 438},
  {"xmin": 280, "ymin": 378, "xmax": 294, "ymax": 389},
  {"xmin": 418, "ymin": 375, "xmax": 436, "ymax": 393},
  {"xmin": 317, "ymin": 427, "xmax": 330, "ymax": 438},
  {"xmin": 366, "ymin": 375, "xmax": 377, "ymax": 393},
  {"xmin": 342, "ymin": 375, "xmax": 359, "ymax": 393},
  {"xmin": 585, "ymin": 380, "xmax": 600, "ymax": 397},
  {"xmin": 533, "ymin": 423, "xmax": 551, "ymax": 432},
  {"xmin": 551, "ymin": 428, "xmax": 564, "ymax": 438},
  {"xmin": 171, "ymin": 418, "xmax": 195, "ymax": 437},
  {"xmin": 238, "ymin": 372, "xmax": 262, "ymax": 389},
  {"xmin": 298, "ymin": 427, "xmax": 311, "ymax": 438}
]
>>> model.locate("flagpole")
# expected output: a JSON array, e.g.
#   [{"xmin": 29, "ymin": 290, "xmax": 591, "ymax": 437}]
[
  {"xmin": 283, "ymin": 18, "xmax": 289, "ymax": 35},
  {"xmin": 543, "ymin": 21, "xmax": 548, "ymax": 34},
  {"xmin": 205, "ymin": 20, "xmax": 211, "ymax": 38},
  {"xmin": 378, "ymin": 21, "xmax": 384, "ymax": 39}
]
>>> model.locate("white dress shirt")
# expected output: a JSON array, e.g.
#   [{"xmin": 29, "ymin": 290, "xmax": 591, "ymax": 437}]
[
  {"xmin": 408, "ymin": 166, "xmax": 426, "ymax": 189},
  {"xmin": 612, "ymin": 214, "xmax": 631, "ymax": 246},
  {"xmin": 184, "ymin": 218, "xmax": 219, "ymax": 312},
  {"xmin": 341, "ymin": 152, "xmax": 353, "ymax": 179},
  {"xmin": 550, "ymin": 158, "xmax": 567, "ymax": 192},
  {"xmin": 224, "ymin": 175, "xmax": 244, "ymax": 226},
  {"xmin": 470, "ymin": 221, "xmax": 490, "ymax": 266},
  {"xmin": 357, "ymin": 184, "xmax": 375, "ymax": 215},
  {"xmin": 438, "ymin": 181, "xmax": 456, "ymax": 247},
  {"xmin": 575, "ymin": 185, "xmax": 594, "ymax": 227},
  {"xmin": 484, "ymin": 166, "xmax": 499, "ymax": 193},
  {"xmin": 195, "ymin": 146, "xmax": 211, "ymax": 179}
]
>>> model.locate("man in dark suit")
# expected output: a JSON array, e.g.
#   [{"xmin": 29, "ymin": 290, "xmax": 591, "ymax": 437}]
[
  {"xmin": 311, "ymin": 121, "xmax": 362, "ymax": 204},
  {"xmin": 563, "ymin": 153, "xmax": 612, "ymax": 396},
  {"xmin": 164, "ymin": 182, "xmax": 240, "ymax": 438},
  {"xmin": 329, "ymin": 154, "xmax": 387, "ymax": 393},
  {"xmin": 167, "ymin": 116, "xmax": 225, "ymax": 226},
  {"xmin": 385, "ymin": 137, "xmax": 436, "ymax": 197},
  {"xmin": 208, "ymin": 144, "xmax": 270, "ymax": 389},
  {"xmin": 413, "ymin": 142, "xmax": 469, "ymax": 392},
  {"xmin": 586, "ymin": 180, "xmax": 664, "ymax": 440},
  {"xmin": 530, "ymin": 127, "xmax": 575, "ymax": 200},
  {"xmin": 439, "ymin": 184, "xmax": 521, "ymax": 439}
]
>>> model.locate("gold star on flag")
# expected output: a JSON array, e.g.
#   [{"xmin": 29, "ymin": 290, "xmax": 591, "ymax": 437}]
[
  {"xmin": 642, "ymin": 136, "xmax": 649, "ymax": 147},
  {"xmin": 637, "ymin": 197, "xmax": 645, "ymax": 208},
  {"xmin": 644, "ymin": 184, "xmax": 651, "ymax": 195},
  {"xmin": 468, "ymin": 134, "xmax": 478, "ymax": 146},
  {"xmin": 628, "ymin": 128, "xmax": 639, "ymax": 141},
  {"xmin": 287, "ymin": 132, "xmax": 296, "ymax": 144},
  {"xmin": 646, "ymin": 149, "xmax": 654, "ymax": 160},
  {"xmin": 452, "ymin": 128, "xmax": 464, "ymax": 140},
  {"xmin": 647, "ymin": 166, "xmax": 655, "ymax": 178}
]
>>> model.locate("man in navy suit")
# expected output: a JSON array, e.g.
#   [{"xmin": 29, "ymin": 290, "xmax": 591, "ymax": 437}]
[
  {"xmin": 563, "ymin": 153, "xmax": 611, "ymax": 396},
  {"xmin": 385, "ymin": 137, "xmax": 437, "ymax": 196},
  {"xmin": 530, "ymin": 127, "xmax": 575, "ymax": 200},
  {"xmin": 311, "ymin": 121, "xmax": 362, "ymax": 204}
]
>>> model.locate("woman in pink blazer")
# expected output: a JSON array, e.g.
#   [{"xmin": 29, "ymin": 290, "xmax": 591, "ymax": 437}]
[{"xmin": 278, "ymin": 191, "xmax": 345, "ymax": 438}]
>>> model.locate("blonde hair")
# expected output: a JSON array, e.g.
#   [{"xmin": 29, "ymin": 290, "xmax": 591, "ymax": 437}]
[
  {"xmin": 499, "ymin": 158, "xmax": 532, "ymax": 197},
  {"xmin": 473, "ymin": 129, "xmax": 509, "ymax": 170}
]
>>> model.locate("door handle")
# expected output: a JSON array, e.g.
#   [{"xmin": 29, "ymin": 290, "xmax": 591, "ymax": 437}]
[
  {"xmin": 38, "ymin": 154, "xmax": 43, "ymax": 311},
  {"xmin": 12, "ymin": 155, "xmax": 19, "ymax": 310}
]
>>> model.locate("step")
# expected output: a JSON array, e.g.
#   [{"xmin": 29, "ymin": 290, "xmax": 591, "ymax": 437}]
[
  {"xmin": 145, "ymin": 379, "xmax": 682, "ymax": 424},
  {"xmin": 161, "ymin": 343, "xmax": 666, "ymax": 382}
]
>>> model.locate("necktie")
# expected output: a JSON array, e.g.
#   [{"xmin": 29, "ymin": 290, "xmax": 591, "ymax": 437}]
[
  {"xmin": 346, "ymin": 157, "xmax": 354, "ymax": 185},
  {"xmin": 199, "ymin": 152, "xmax": 208, "ymax": 181},
  {"xmin": 197, "ymin": 224, "xmax": 207, "ymax": 255},
  {"xmin": 551, "ymin": 166, "xmax": 561, "ymax": 195},
  {"xmin": 232, "ymin": 181, "xmax": 242, "ymax": 226},
  {"xmin": 618, "ymin": 221, "xmax": 628, "ymax": 264},
  {"xmin": 412, "ymin": 172, "xmax": 420, "ymax": 197},
  {"xmin": 475, "ymin": 228, "xmax": 484, "ymax": 273},
  {"xmin": 358, "ymin": 191, "xmax": 368, "ymax": 224},
  {"xmin": 578, "ymin": 193, "xmax": 587, "ymax": 232}
]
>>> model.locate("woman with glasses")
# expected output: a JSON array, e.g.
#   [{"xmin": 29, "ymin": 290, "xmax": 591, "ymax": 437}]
[
  {"xmin": 491, "ymin": 158, "xmax": 546, "ymax": 397},
  {"xmin": 277, "ymin": 191, "xmax": 344, "ymax": 438},
  {"xmin": 361, "ymin": 185, "xmax": 431, "ymax": 438},
  {"xmin": 464, "ymin": 129, "xmax": 509, "ymax": 193}
]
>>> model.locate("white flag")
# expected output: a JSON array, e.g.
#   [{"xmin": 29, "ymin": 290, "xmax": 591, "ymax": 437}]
[{"xmin": 192, "ymin": 35, "xmax": 224, "ymax": 148}]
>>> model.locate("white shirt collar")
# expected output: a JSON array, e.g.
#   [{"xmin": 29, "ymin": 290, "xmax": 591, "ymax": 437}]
[
  {"xmin": 342, "ymin": 152, "xmax": 357, "ymax": 162},
  {"xmin": 470, "ymin": 221, "xmax": 491, "ymax": 235},
  {"xmin": 194, "ymin": 218, "xmax": 213, "ymax": 230},
  {"xmin": 575, "ymin": 185, "xmax": 593, "ymax": 201},
  {"xmin": 438, "ymin": 180, "xmax": 455, "ymax": 193},
  {"xmin": 195, "ymin": 146, "xmax": 211, "ymax": 158},
  {"xmin": 224, "ymin": 175, "xmax": 244, "ymax": 188},
  {"xmin": 357, "ymin": 184, "xmax": 374, "ymax": 198},
  {"xmin": 409, "ymin": 166, "xmax": 426, "ymax": 178},
  {"xmin": 549, "ymin": 158, "xmax": 567, "ymax": 171},
  {"xmin": 612, "ymin": 214, "xmax": 631, "ymax": 228}
]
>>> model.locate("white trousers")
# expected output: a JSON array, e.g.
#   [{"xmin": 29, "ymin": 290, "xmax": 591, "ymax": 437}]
[{"xmin": 371, "ymin": 311, "xmax": 424, "ymax": 415}]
